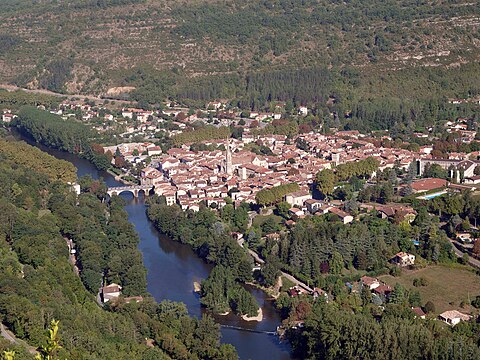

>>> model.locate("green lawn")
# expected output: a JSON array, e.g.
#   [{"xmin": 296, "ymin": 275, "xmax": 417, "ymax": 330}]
[
  {"xmin": 252, "ymin": 214, "xmax": 283, "ymax": 228},
  {"xmin": 379, "ymin": 265, "xmax": 480, "ymax": 314}
]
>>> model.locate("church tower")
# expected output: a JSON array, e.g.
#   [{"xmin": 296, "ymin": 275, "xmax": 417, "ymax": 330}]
[{"xmin": 225, "ymin": 138, "xmax": 233, "ymax": 176}]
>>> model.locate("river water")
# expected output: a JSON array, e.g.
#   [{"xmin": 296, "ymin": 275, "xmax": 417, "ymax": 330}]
[{"xmin": 20, "ymin": 138, "xmax": 292, "ymax": 360}]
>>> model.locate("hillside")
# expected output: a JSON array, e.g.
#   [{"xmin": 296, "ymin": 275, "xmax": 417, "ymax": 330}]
[{"xmin": 0, "ymin": 0, "xmax": 480, "ymax": 107}]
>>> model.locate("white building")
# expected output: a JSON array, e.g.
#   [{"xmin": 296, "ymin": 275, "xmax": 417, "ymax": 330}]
[
  {"xmin": 285, "ymin": 190, "xmax": 312, "ymax": 207},
  {"xmin": 102, "ymin": 283, "xmax": 122, "ymax": 303},
  {"xmin": 439, "ymin": 310, "xmax": 471, "ymax": 326},
  {"xmin": 298, "ymin": 107, "xmax": 308, "ymax": 116}
]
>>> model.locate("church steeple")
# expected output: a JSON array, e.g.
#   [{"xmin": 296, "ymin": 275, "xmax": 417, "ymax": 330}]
[{"xmin": 225, "ymin": 137, "xmax": 233, "ymax": 176}]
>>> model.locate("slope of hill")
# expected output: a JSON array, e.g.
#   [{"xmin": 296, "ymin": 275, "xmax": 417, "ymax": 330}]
[{"xmin": 0, "ymin": 0, "xmax": 479, "ymax": 108}]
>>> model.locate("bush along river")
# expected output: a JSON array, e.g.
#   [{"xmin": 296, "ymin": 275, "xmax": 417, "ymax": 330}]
[{"xmin": 19, "ymin": 137, "xmax": 292, "ymax": 360}]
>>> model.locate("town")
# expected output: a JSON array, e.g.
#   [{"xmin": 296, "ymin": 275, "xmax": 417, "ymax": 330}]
[{"xmin": 2, "ymin": 95, "xmax": 480, "ymax": 331}]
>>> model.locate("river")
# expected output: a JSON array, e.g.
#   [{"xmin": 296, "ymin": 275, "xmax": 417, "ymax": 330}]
[{"xmin": 19, "ymin": 138, "xmax": 292, "ymax": 360}]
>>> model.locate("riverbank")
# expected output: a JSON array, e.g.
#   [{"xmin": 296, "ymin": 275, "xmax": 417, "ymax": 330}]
[
  {"xmin": 242, "ymin": 308, "xmax": 263, "ymax": 322},
  {"xmin": 17, "ymin": 133, "xmax": 292, "ymax": 360}
]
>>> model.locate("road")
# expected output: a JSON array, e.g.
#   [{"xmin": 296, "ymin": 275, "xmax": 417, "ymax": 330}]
[
  {"xmin": 0, "ymin": 84, "xmax": 134, "ymax": 106},
  {"xmin": 244, "ymin": 245, "xmax": 313, "ymax": 292},
  {"xmin": 0, "ymin": 323, "xmax": 16, "ymax": 343},
  {"xmin": 449, "ymin": 240, "xmax": 480, "ymax": 269},
  {"xmin": 1, "ymin": 323, "xmax": 38, "ymax": 355}
]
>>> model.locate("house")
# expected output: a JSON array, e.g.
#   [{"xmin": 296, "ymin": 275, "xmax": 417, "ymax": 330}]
[
  {"xmin": 285, "ymin": 190, "xmax": 312, "ymax": 207},
  {"xmin": 438, "ymin": 310, "xmax": 471, "ymax": 326},
  {"xmin": 147, "ymin": 146, "xmax": 162, "ymax": 156},
  {"xmin": 288, "ymin": 286, "xmax": 307, "ymax": 297},
  {"xmin": 2, "ymin": 112, "xmax": 15, "ymax": 123},
  {"xmin": 164, "ymin": 191, "xmax": 177, "ymax": 206},
  {"xmin": 361, "ymin": 276, "xmax": 380, "ymax": 290},
  {"xmin": 104, "ymin": 114, "xmax": 114, "ymax": 121},
  {"xmin": 298, "ymin": 106, "xmax": 308, "ymax": 116},
  {"xmin": 373, "ymin": 284, "xmax": 392, "ymax": 299},
  {"xmin": 328, "ymin": 207, "xmax": 353, "ymax": 224},
  {"xmin": 391, "ymin": 252, "xmax": 415, "ymax": 267},
  {"xmin": 312, "ymin": 287, "xmax": 328, "ymax": 301},
  {"xmin": 464, "ymin": 175, "xmax": 480, "ymax": 184},
  {"xmin": 121, "ymin": 109, "xmax": 134, "ymax": 119},
  {"xmin": 289, "ymin": 207, "xmax": 305, "ymax": 217},
  {"xmin": 102, "ymin": 283, "xmax": 122, "ymax": 303},
  {"xmin": 317, "ymin": 203, "xmax": 333, "ymax": 215},
  {"xmin": 207, "ymin": 101, "xmax": 223, "ymax": 110},
  {"xmin": 265, "ymin": 233, "xmax": 281, "ymax": 241},
  {"xmin": 411, "ymin": 178, "xmax": 448, "ymax": 193},
  {"xmin": 304, "ymin": 199, "xmax": 323, "ymax": 214},
  {"xmin": 377, "ymin": 204, "xmax": 417, "ymax": 223},
  {"xmin": 412, "ymin": 307, "xmax": 426, "ymax": 319},
  {"xmin": 285, "ymin": 219, "xmax": 296, "ymax": 228}
]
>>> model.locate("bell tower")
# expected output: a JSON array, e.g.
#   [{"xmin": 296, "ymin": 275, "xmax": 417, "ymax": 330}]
[{"xmin": 225, "ymin": 137, "xmax": 233, "ymax": 176}]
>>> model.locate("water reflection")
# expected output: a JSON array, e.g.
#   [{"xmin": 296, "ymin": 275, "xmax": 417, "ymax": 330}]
[{"xmin": 16, "ymin": 134, "xmax": 292, "ymax": 359}]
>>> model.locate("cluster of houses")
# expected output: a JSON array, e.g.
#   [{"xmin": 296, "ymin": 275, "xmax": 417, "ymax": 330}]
[
  {"xmin": 104, "ymin": 142, "xmax": 162, "ymax": 164},
  {"xmin": 283, "ymin": 270, "xmax": 474, "ymax": 327},
  {"xmin": 359, "ymin": 275, "xmax": 472, "ymax": 325},
  {"xmin": 127, "ymin": 129, "xmax": 436, "ymax": 214},
  {"xmin": 443, "ymin": 117, "xmax": 477, "ymax": 143}
]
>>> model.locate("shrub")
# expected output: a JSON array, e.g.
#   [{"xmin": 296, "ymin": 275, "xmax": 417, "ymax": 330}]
[{"xmin": 424, "ymin": 301, "xmax": 436, "ymax": 314}]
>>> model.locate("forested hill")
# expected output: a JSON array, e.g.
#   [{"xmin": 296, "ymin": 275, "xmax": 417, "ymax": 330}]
[
  {"xmin": 0, "ymin": 0, "xmax": 479, "ymax": 108},
  {"xmin": 0, "ymin": 137, "xmax": 237, "ymax": 359}
]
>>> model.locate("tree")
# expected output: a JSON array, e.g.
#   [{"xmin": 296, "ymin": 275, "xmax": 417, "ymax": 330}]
[
  {"xmin": 261, "ymin": 259, "xmax": 280, "ymax": 287},
  {"xmin": 329, "ymin": 251, "xmax": 343, "ymax": 274},
  {"xmin": 389, "ymin": 283, "xmax": 405, "ymax": 304},
  {"xmin": 36, "ymin": 319, "xmax": 62, "ymax": 360},
  {"xmin": 360, "ymin": 285, "xmax": 372, "ymax": 306},
  {"xmin": 3, "ymin": 352, "xmax": 15, "ymax": 360},
  {"xmin": 275, "ymin": 201, "xmax": 291, "ymax": 219},
  {"xmin": 424, "ymin": 301, "xmax": 436, "ymax": 313},
  {"xmin": 261, "ymin": 217, "xmax": 280, "ymax": 235},
  {"xmin": 408, "ymin": 290, "xmax": 422, "ymax": 307},
  {"xmin": 473, "ymin": 240, "xmax": 480, "ymax": 257},
  {"xmin": 316, "ymin": 169, "xmax": 335, "ymax": 197}
]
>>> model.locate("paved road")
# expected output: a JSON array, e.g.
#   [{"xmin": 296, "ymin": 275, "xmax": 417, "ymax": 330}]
[
  {"xmin": 1, "ymin": 323, "xmax": 38, "ymax": 355},
  {"xmin": 1, "ymin": 323, "xmax": 16, "ymax": 343},
  {"xmin": 449, "ymin": 240, "xmax": 480, "ymax": 269}
]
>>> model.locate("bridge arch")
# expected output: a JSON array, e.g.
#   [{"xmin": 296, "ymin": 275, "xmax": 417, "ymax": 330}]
[{"xmin": 107, "ymin": 185, "xmax": 154, "ymax": 199}]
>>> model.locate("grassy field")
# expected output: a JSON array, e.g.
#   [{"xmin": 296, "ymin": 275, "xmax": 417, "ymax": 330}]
[
  {"xmin": 379, "ymin": 265, "xmax": 480, "ymax": 314},
  {"xmin": 252, "ymin": 214, "xmax": 283, "ymax": 228}
]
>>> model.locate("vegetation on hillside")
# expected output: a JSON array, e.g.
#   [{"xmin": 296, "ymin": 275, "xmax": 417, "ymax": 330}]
[
  {"xmin": 1, "ymin": 0, "xmax": 479, "ymax": 131},
  {"xmin": 0, "ymin": 138, "xmax": 76, "ymax": 183},
  {"xmin": 287, "ymin": 300, "xmax": 480, "ymax": 359},
  {"xmin": 0, "ymin": 90, "xmax": 61, "ymax": 110},
  {"xmin": 146, "ymin": 197, "xmax": 259, "ymax": 316},
  {"xmin": 13, "ymin": 107, "xmax": 112, "ymax": 170},
  {"xmin": 0, "ymin": 137, "xmax": 237, "ymax": 359}
]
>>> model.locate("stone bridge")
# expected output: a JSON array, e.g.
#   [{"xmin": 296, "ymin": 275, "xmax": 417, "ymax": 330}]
[{"xmin": 107, "ymin": 185, "xmax": 154, "ymax": 198}]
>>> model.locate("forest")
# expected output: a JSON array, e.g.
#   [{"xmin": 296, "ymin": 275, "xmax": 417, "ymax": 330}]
[
  {"xmin": 146, "ymin": 197, "xmax": 259, "ymax": 316},
  {"xmin": 12, "ymin": 106, "xmax": 112, "ymax": 170},
  {"xmin": 1, "ymin": 0, "xmax": 480, "ymax": 135},
  {"xmin": 287, "ymin": 300, "xmax": 480, "ymax": 359},
  {"xmin": 0, "ymin": 90, "xmax": 61, "ymax": 110},
  {"xmin": 0, "ymin": 137, "xmax": 237, "ymax": 359},
  {"xmin": 0, "ymin": 138, "xmax": 76, "ymax": 183}
]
